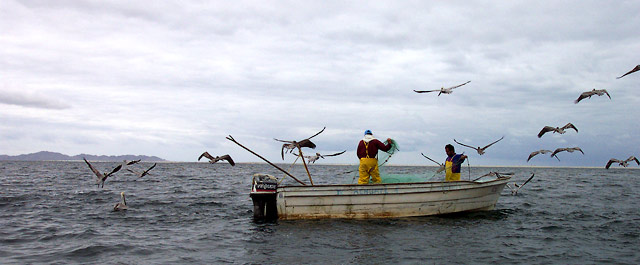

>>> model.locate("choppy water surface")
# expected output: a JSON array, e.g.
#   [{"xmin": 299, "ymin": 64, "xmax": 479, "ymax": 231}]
[{"xmin": 1, "ymin": 161, "xmax": 639, "ymax": 264}]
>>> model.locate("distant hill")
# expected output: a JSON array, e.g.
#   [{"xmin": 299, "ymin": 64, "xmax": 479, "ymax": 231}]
[{"xmin": 0, "ymin": 151, "xmax": 165, "ymax": 162}]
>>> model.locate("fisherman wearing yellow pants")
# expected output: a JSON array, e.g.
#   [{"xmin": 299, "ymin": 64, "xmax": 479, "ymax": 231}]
[
  {"xmin": 357, "ymin": 130, "xmax": 392, "ymax": 184},
  {"xmin": 444, "ymin": 144, "xmax": 467, "ymax": 181}
]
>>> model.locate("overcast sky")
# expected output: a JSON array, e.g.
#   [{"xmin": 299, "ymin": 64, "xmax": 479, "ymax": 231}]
[{"xmin": 1, "ymin": 1, "xmax": 639, "ymax": 167}]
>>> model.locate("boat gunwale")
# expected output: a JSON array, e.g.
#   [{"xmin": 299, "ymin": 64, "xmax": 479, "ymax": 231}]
[{"xmin": 278, "ymin": 176, "xmax": 510, "ymax": 191}]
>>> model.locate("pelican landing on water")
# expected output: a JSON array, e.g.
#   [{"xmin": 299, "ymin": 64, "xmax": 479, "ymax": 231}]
[
  {"xmin": 113, "ymin": 192, "xmax": 127, "ymax": 211},
  {"xmin": 83, "ymin": 158, "xmax": 122, "ymax": 188}
]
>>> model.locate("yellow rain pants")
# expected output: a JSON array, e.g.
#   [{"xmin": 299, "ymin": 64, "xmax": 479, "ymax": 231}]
[
  {"xmin": 358, "ymin": 158, "xmax": 381, "ymax": 184},
  {"xmin": 445, "ymin": 159, "xmax": 461, "ymax": 181}
]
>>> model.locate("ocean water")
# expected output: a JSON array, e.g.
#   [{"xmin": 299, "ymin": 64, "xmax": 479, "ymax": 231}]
[{"xmin": 1, "ymin": 161, "xmax": 639, "ymax": 264}]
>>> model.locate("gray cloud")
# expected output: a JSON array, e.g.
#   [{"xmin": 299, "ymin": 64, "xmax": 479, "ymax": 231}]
[{"xmin": 0, "ymin": 90, "xmax": 71, "ymax": 110}]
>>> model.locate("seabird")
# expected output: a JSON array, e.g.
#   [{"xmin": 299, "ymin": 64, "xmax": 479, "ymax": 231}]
[
  {"xmin": 527, "ymin": 149, "xmax": 560, "ymax": 162},
  {"xmin": 198, "ymin": 152, "xmax": 235, "ymax": 166},
  {"xmin": 474, "ymin": 171, "xmax": 514, "ymax": 181},
  {"xmin": 274, "ymin": 127, "xmax": 325, "ymax": 160},
  {"xmin": 127, "ymin": 163, "xmax": 157, "ymax": 178},
  {"xmin": 616, "ymin": 65, "xmax": 640, "ymax": 79},
  {"xmin": 123, "ymin": 159, "xmax": 141, "ymax": 166},
  {"xmin": 453, "ymin": 136, "xmax": 504, "ymax": 155},
  {"xmin": 551, "ymin": 147, "xmax": 584, "ymax": 158},
  {"xmin": 537, "ymin": 123, "xmax": 578, "ymax": 138},
  {"xmin": 83, "ymin": 158, "xmax": 122, "ymax": 188},
  {"xmin": 574, "ymin": 89, "xmax": 611, "ymax": 104},
  {"xmin": 113, "ymin": 192, "xmax": 127, "ymax": 211},
  {"xmin": 605, "ymin": 156, "xmax": 640, "ymax": 169},
  {"xmin": 505, "ymin": 173, "xmax": 535, "ymax": 195},
  {"xmin": 293, "ymin": 150, "xmax": 346, "ymax": 164},
  {"xmin": 413, "ymin": 81, "xmax": 471, "ymax": 96}
]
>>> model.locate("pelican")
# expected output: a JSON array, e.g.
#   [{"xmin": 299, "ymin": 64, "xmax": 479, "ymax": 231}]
[
  {"xmin": 127, "ymin": 163, "xmax": 157, "ymax": 178},
  {"xmin": 574, "ymin": 89, "xmax": 611, "ymax": 104},
  {"xmin": 83, "ymin": 158, "xmax": 122, "ymax": 188},
  {"xmin": 538, "ymin": 123, "xmax": 578, "ymax": 138},
  {"xmin": 505, "ymin": 173, "xmax": 535, "ymax": 195},
  {"xmin": 453, "ymin": 136, "xmax": 504, "ymax": 155},
  {"xmin": 527, "ymin": 149, "xmax": 560, "ymax": 162},
  {"xmin": 605, "ymin": 156, "xmax": 640, "ymax": 169},
  {"xmin": 616, "ymin": 65, "xmax": 640, "ymax": 79},
  {"xmin": 274, "ymin": 127, "xmax": 325, "ymax": 160},
  {"xmin": 123, "ymin": 159, "xmax": 141, "ymax": 166},
  {"xmin": 474, "ymin": 171, "xmax": 514, "ymax": 181},
  {"xmin": 113, "ymin": 192, "xmax": 127, "ymax": 211},
  {"xmin": 198, "ymin": 152, "xmax": 235, "ymax": 166},
  {"xmin": 551, "ymin": 147, "xmax": 584, "ymax": 158},
  {"xmin": 293, "ymin": 150, "xmax": 346, "ymax": 164},
  {"xmin": 413, "ymin": 81, "xmax": 471, "ymax": 96}
]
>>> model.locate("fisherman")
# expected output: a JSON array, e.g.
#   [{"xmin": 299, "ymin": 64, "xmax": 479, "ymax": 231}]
[
  {"xmin": 444, "ymin": 144, "xmax": 467, "ymax": 181},
  {"xmin": 357, "ymin": 130, "xmax": 392, "ymax": 184}
]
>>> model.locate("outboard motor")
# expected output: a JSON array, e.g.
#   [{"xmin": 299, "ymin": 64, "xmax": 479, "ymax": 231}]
[{"xmin": 250, "ymin": 174, "xmax": 278, "ymax": 221}]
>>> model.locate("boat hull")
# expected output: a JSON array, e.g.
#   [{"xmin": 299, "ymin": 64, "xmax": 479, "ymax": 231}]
[{"xmin": 276, "ymin": 178, "xmax": 509, "ymax": 220}]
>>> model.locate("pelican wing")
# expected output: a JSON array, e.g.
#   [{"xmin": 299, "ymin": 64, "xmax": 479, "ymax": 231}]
[
  {"xmin": 626, "ymin": 156, "xmax": 640, "ymax": 165},
  {"xmin": 537, "ymin": 126, "xmax": 556, "ymax": 138},
  {"xmin": 198, "ymin": 151, "xmax": 215, "ymax": 161},
  {"xmin": 126, "ymin": 159, "xmax": 141, "ymax": 165},
  {"xmin": 482, "ymin": 136, "xmax": 504, "ymax": 150},
  {"xmin": 306, "ymin": 127, "xmax": 326, "ymax": 140},
  {"xmin": 105, "ymin": 164, "xmax": 122, "ymax": 178},
  {"xmin": 323, "ymin": 150, "xmax": 347, "ymax": 157},
  {"xmin": 570, "ymin": 147, "xmax": 584, "ymax": 154},
  {"xmin": 551, "ymin": 148, "xmax": 566, "ymax": 157},
  {"xmin": 446, "ymin": 80, "xmax": 471, "ymax": 90},
  {"xmin": 616, "ymin": 65, "xmax": 640, "ymax": 79},
  {"xmin": 600, "ymin": 89, "xmax": 611, "ymax": 99},
  {"xmin": 574, "ymin": 91, "xmax": 593, "ymax": 104},
  {"xmin": 220, "ymin": 155, "xmax": 235, "ymax": 166},
  {"xmin": 143, "ymin": 163, "xmax": 157, "ymax": 175},
  {"xmin": 453, "ymin": 139, "xmax": 477, "ymax": 150},
  {"xmin": 421, "ymin": 153, "xmax": 443, "ymax": 166},
  {"xmin": 528, "ymin": 150, "xmax": 549, "ymax": 162},
  {"xmin": 413, "ymin": 89, "xmax": 439, "ymax": 93},
  {"xmin": 296, "ymin": 139, "xmax": 317, "ymax": 149},
  {"xmin": 606, "ymin": 159, "xmax": 621, "ymax": 169},
  {"xmin": 83, "ymin": 158, "xmax": 102, "ymax": 179},
  {"xmin": 561, "ymin": 123, "xmax": 578, "ymax": 133}
]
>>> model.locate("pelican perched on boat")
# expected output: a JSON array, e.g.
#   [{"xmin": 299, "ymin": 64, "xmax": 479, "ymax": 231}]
[
  {"xmin": 127, "ymin": 163, "xmax": 157, "ymax": 178},
  {"xmin": 527, "ymin": 149, "xmax": 560, "ymax": 162},
  {"xmin": 293, "ymin": 150, "xmax": 346, "ymax": 164},
  {"xmin": 113, "ymin": 192, "xmax": 127, "ymax": 211},
  {"xmin": 413, "ymin": 81, "xmax": 471, "ymax": 96},
  {"xmin": 274, "ymin": 127, "xmax": 325, "ymax": 160},
  {"xmin": 551, "ymin": 147, "xmax": 584, "ymax": 158},
  {"xmin": 574, "ymin": 89, "xmax": 611, "ymax": 104},
  {"xmin": 83, "ymin": 158, "xmax": 122, "ymax": 188},
  {"xmin": 538, "ymin": 123, "xmax": 578, "ymax": 138},
  {"xmin": 616, "ymin": 65, "xmax": 640, "ymax": 79},
  {"xmin": 605, "ymin": 156, "xmax": 640, "ymax": 169},
  {"xmin": 454, "ymin": 136, "xmax": 504, "ymax": 155},
  {"xmin": 198, "ymin": 152, "xmax": 235, "ymax": 166}
]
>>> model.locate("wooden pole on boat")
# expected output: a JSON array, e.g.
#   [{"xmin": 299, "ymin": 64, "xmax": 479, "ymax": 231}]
[
  {"xmin": 226, "ymin": 135, "xmax": 306, "ymax": 185},
  {"xmin": 297, "ymin": 146, "xmax": 314, "ymax": 185}
]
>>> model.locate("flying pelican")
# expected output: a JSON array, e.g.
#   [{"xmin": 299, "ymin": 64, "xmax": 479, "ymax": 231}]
[
  {"xmin": 537, "ymin": 123, "xmax": 578, "ymax": 138},
  {"xmin": 413, "ymin": 81, "xmax": 471, "ymax": 96},
  {"xmin": 453, "ymin": 136, "xmax": 504, "ymax": 155},
  {"xmin": 293, "ymin": 150, "xmax": 346, "ymax": 164},
  {"xmin": 123, "ymin": 159, "xmax": 141, "ymax": 166},
  {"xmin": 605, "ymin": 156, "xmax": 640, "ymax": 169},
  {"xmin": 83, "ymin": 158, "xmax": 122, "ymax": 188},
  {"xmin": 616, "ymin": 65, "xmax": 640, "ymax": 79},
  {"xmin": 527, "ymin": 149, "xmax": 560, "ymax": 162},
  {"xmin": 574, "ymin": 89, "xmax": 611, "ymax": 104},
  {"xmin": 274, "ymin": 127, "xmax": 325, "ymax": 160},
  {"xmin": 551, "ymin": 147, "xmax": 584, "ymax": 158},
  {"xmin": 198, "ymin": 152, "xmax": 235, "ymax": 166},
  {"xmin": 127, "ymin": 163, "xmax": 157, "ymax": 178},
  {"xmin": 113, "ymin": 192, "xmax": 127, "ymax": 211},
  {"xmin": 505, "ymin": 173, "xmax": 535, "ymax": 195}
]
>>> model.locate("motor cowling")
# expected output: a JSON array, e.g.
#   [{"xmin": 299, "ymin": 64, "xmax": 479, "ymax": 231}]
[{"xmin": 250, "ymin": 174, "xmax": 278, "ymax": 221}]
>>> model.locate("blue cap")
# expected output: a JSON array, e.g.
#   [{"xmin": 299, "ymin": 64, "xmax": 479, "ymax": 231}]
[{"xmin": 364, "ymin": 129, "xmax": 372, "ymax": 135}]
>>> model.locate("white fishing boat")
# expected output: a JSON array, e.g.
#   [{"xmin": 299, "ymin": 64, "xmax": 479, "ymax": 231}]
[{"xmin": 250, "ymin": 174, "xmax": 510, "ymax": 220}]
